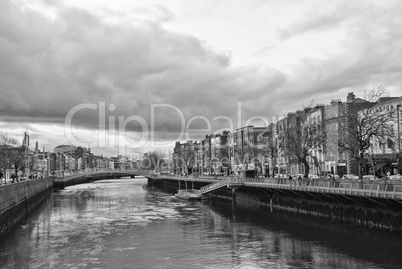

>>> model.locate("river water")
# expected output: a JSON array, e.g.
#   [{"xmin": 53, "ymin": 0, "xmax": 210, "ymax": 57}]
[{"xmin": 0, "ymin": 177, "xmax": 401, "ymax": 269}]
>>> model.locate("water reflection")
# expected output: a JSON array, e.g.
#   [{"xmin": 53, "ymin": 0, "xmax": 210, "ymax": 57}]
[
  {"xmin": 0, "ymin": 177, "xmax": 401, "ymax": 269},
  {"xmin": 203, "ymin": 199, "xmax": 402, "ymax": 269}
]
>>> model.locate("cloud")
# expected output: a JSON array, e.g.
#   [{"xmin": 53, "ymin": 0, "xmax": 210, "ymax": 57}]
[
  {"xmin": 266, "ymin": 0, "xmax": 402, "ymax": 105},
  {"xmin": 0, "ymin": 0, "xmax": 286, "ymax": 133},
  {"xmin": 277, "ymin": 7, "xmax": 346, "ymax": 41},
  {"xmin": 1, "ymin": 0, "xmax": 402, "ymax": 153}
]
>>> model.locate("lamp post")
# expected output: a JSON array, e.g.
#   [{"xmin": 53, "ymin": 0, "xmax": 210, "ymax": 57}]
[
  {"xmin": 397, "ymin": 104, "xmax": 401, "ymax": 154},
  {"xmin": 227, "ymin": 132, "xmax": 231, "ymax": 176},
  {"xmin": 227, "ymin": 131, "xmax": 235, "ymax": 176},
  {"xmin": 259, "ymin": 126, "xmax": 271, "ymax": 178},
  {"xmin": 397, "ymin": 104, "xmax": 401, "ymax": 174}
]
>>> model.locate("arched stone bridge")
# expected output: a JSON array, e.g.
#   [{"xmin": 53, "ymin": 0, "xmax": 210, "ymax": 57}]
[{"xmin": 53, "ymin": 170, "xmax": 156, "ymax": 189}]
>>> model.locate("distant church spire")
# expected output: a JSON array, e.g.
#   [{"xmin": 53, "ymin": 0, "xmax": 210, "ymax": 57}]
[{"xmin": 22, "ymin": 131, "xmax": 29, "ymax": 149}]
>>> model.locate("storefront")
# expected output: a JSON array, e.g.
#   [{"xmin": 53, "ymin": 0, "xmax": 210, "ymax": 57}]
[
  {"xmin": 337, "ymin": 162, "xmax": 347, "ymax": 177},
  {"xmin": 370, "ymin": 154, "xmax": 400, "ymax": 176},
  {"xmin": 234, "ymin": 163, "xmax": 256, "ymax": 177}
]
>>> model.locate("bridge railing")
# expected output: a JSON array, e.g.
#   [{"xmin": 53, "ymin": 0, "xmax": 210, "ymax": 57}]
[
  {"xmin": 199, "ymin": 177, "xmax": 245, "ymax": 194},
  {"xmin": 200, "ymin": 179, "xmax": 229, "ymax": 193},
  {"xmin": 61, "ymin": 169, "xmax": 153, "ymax": 181}
]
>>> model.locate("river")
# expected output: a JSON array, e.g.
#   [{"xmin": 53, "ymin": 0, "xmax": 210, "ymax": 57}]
[{"xmin": 0, "ymin": 177, "xmax": 401, "ymax": 269}]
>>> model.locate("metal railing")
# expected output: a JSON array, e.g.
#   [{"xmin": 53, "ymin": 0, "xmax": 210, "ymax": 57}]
[
  {"xmin": 192, "ymin": 176, "xmax": 402, "ymax": 200},
  {"xmin": 240, "ymin": 177, "xmax": 402, "ymax": 200},
  {"xmin": 199, "ymin": 179, "xmax": 231, "ymax": 194},
  {"xmin": 199, "ymin": 177, "xmax": 244, "ymax": 194},
  {"xmin": 61, "ymin": 169, "xmax": 152, "ymax": 181}
]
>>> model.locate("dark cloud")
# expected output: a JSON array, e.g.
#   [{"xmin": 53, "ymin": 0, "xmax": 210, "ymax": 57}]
[
  {"xmin": 1, "ymin": 0, "xmax": 402, "ymax": 150},
  {"xmin": 0, "ymin": 0, "xmax": 285, "ymax": 136}
]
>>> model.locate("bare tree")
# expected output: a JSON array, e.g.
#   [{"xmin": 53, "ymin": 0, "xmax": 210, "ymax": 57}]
[
  {"xmin": 0, "ymin": 133, "xmax": 10, "ymax": 183},
  {"xmin": 284, "ymin": 113, "xmax": 326, "ymax": 178},
  {"xmin": 27, "ymin": 154, "xmax": 37, "ymax": 178},
  {"xmin": 8, "ymin": 146, "xmax": 26, "ymax": 181},
  {"xmin": 339, "ymin": 86, "xmax": 395, "ymax": 179},
  {"xmin": 257, "ymin": 124, "xmax": 285, "ymax": 177},
  {"xmin": 181, "ymin": 144, "xmax": 195, "ymax": 175},
  {"xmin": 216, "ymin": 142, "xmax": 229, "ymax": 175},
  {"xmin": 142, "ymin": 150, "xmax": 167, "ymax": 171},
  {"xmin": 172, "ymin": 152, "xmax": 182, "ymax": 174},
  {"xmin": 0, "ymin": 133, "xmax": 19, "ymax": 183}
]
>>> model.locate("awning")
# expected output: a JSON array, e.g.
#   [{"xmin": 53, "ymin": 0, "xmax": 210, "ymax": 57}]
[{"xmin": 373, "ymin": 163, "xmax": 387, "ymax": 169}]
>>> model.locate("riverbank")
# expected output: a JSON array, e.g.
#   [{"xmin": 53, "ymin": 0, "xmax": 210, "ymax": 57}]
[
  {"xmin": 156, "ymin": 176, "xmax": 402, "ymax": 232},
  {"xmin": 0, "ymin": 171, "xmax": 151, "ymax": 237},
  {"xmin": 0, "ymin": 177, "xmax": 53, "ymax": 237}
]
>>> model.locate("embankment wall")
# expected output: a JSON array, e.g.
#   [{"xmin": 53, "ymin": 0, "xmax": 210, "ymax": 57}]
[
  {"xmin": 158, "ymin": 178, "xmax": 402, "ymax": 231},
  {"xmin": 0, "ymin": 178, "xmax": 53, "ymax": 237}
]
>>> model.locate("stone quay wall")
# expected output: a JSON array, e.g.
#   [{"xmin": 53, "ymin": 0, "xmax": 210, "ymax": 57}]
[
  {"xmin": 157, "ymin": 177, "xmax": 402, "ymax": 232},
  {"xmin": 0, "ymin": 178, "xmax": 53, "ymax": 237}
]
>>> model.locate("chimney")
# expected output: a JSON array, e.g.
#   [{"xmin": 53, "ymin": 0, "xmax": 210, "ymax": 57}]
[
  {"xmin": 347, "ymin": 92, "xmax": 355, "ymax": 102},
  {"xmin": 330, "ymin": 99, "xmax": 342, "ymax": 105}
]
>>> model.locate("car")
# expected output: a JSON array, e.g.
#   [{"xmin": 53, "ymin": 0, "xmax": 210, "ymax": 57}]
[
  {"xmin": 308, "ymin": 174, "xmax": 319, "ymax": 180},
  {"xmin": 388, "ymin": 175, "xmax": 402, "ymax": 180},
  {"xmin": 362, "ymin": 175, "xmax": 380, "ymax": 181},
  {"xmin": 326, "ymin": 174, "xmax": 340, "ymax": 180},
  {"xmin": 1, "ymin": 178, "xmax": 14, "ymax": 184},
  {"xmin": 341, "ymin": 174, "xmax": 359, "ymax": 180}
]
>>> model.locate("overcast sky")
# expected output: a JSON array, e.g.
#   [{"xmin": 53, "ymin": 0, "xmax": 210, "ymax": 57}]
[{"xmin": 1, "ymin": 0, "xmax": 401, "ymax": 157}]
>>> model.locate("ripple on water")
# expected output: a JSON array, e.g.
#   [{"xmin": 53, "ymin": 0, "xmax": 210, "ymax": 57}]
[{"xmin": 182, "ymin": 207, "xmax": 199, "ymax": 211}]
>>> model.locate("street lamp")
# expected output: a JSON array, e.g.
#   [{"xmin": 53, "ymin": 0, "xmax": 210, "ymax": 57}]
[
  {"xmin": 397, "ymin": 104, "xmax": 401, "ymax": 154},
  {"xmin": 397, "ymin": 104, "xmax": 401, "ymax": 174},
  {"xmin": 226, "ymin": 131, "xmax": 234, "ymax": 176},
  {"xmin": 258, "ymin": 126, "xmax": 271, "ymax": 178}
]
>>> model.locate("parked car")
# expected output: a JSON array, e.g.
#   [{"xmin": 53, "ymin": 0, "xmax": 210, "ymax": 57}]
[
  {"xmin": 341, "ymin": 174, "xmax": 359, "ymax": 181},
  {"xmin": 308, "ymin": 174, "xmax": 319, "ymax": 180},
  {"xmin": 362, "ymin": 175, "xmax": 380, "ymax": 181},
  {"xmin": 1, "ymin": 178, "xmax": 13, "ymax": 184},
  {"xmin": 326, "ymin": 174, "xmax": 340, "ymax": 180},
  {"xmin": 388, "ymin": 175, "xmax": 402, "ymax": 181}
]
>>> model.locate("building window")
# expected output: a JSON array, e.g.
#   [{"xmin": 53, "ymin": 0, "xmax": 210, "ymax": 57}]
[{"xmin": 387, "ymin": 138, "xmax": 394, "ymax": 149}]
